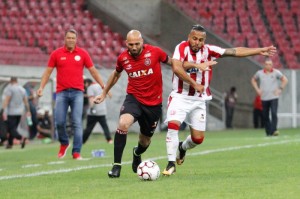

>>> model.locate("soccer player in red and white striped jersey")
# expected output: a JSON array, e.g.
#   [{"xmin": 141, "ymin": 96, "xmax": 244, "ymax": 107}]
[{"xmin": 162, "ymin": 24, "xmax": 277, "ymax": 175}]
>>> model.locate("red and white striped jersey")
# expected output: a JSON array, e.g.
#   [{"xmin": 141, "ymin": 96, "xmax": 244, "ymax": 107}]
[{"xmin": 171, "ymin": 41, "xmax": 225, "ymax": 101}]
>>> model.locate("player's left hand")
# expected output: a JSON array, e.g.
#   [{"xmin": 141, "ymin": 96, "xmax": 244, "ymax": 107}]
[
  {"xmin": 260, "ymin": 45, "xmax": 277, "ymax": 56},
  {"xmin": 194, "ymin": 84, "xmax": 205, "ymax": 93}
]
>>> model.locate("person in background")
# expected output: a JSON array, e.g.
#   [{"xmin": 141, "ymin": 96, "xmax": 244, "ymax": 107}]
[
  {"xmin": 224, "ymin": 86, "xmax": 238, "ymax": 129},
  {"xmin": 82, "ymin": 79, "xmax": 113, "ymax": 144},
  {"xmin": 253, "ymin": 95, "xmax": 264, "ymax": 128},
  {"xmin": 36, "ymin": 108, "xmax": 53, "ymax": 139},
  {"xmin": 2, "ymin": 77, "xmax": 30, "ymax": 149},
  {"xmin": 24, "ymin": 82, "xmax": 38, "ymax": 140},
  {"xmin": 37, "ymin": 29, "xmax": 106, "ymax": 159},
  {"xmin": 251, "ymin": 58, "xmax": 288, "ymax": 136}
]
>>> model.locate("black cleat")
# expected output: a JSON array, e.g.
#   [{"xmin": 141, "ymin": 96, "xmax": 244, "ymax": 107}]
[
  {"xmin": 176, "ymin": 142, "xmax": 186, "ymax": 165},
  {"xmin": 108, "ymin": 164, "xmax": 121, "ymax": 178},
  {"xmin": 132, "ymin": 146, "xmax": 142, "ymax": 173},
  {"xmin": 162, "ymin": 161, "xmax": 176, "ymax": 176},
  {"xmin": 21, "ymin": 137, "xmax": 27, "ymax": 149}
]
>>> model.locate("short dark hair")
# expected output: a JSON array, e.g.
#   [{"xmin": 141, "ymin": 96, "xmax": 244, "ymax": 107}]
[
  {"xmin": 191, "ymin": 24, "xmax": 206, "ymax": 32},
  {"xmin": 10, "ymin": 76, "xmax": 17, "ymax": 82},
  {"xmin": 84, "ymin": 78, "xmax": 93, "ymax": 85},
  {"xmin": 65, "ymin": 29, "xmax": 78, "ymax": 36}
]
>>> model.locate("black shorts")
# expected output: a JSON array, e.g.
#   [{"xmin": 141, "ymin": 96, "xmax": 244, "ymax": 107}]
[{"xmin": 120, "ymin": 94, "xmax": 162, "ymax": 137}]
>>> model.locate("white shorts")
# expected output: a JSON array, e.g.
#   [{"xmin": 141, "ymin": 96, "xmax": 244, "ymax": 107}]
[{"xmin": 164, "ymin": 95, "xmax": 207, "ymax": 131}]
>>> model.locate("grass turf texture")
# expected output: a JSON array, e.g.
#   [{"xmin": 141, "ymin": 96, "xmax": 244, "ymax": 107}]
[{"xmin": 0, "ymin": 128, "xmax": 299, "ymax": 199}]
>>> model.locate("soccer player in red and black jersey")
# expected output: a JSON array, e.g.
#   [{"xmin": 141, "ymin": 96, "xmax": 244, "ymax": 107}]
[
  {"xmin": 162, "ymin": 24, "xmax": 277, "ymax": 176},
  {"xmin": 94, "ymin": 30, "xmax": 206, "ymax": 178}
]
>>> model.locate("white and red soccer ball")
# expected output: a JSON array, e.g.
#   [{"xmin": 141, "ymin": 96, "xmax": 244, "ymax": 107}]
[{"xmin": 137, "ymin": 160, "xmax": 160, "ymax": 181}]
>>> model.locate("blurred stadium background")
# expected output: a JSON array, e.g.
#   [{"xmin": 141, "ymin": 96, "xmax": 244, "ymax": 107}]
[{"xmin": 0, "ymin": 0, "xmax": 299, "ymax": 134}]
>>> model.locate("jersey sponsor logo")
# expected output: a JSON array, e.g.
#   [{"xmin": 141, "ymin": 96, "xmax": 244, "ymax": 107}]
[
  {"xmin": 128, "ymin": 68, "xmax": 153, "ymax": 78},
  {"xmin": 186, "ymin": 68, "xmax": 199, "ymax": 73},
  {"xmin": 74, "ymin": 55, "xmax": 81, "ymax": 61},
  {"xmin": 144, "ymin": 52, "xmax": 151, "ymax": 58},
  {"xmin": 144, "ymin": 58, "xmax": 151, "ymax": 66},
  {"xmin": 60, "ymin": 57, "xmax": 66, "ymax": 60}
]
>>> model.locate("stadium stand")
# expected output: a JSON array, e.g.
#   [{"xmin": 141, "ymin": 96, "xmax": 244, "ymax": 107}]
[
  {"xmin": 0, "ymin": 0, "xmax": 124, "ymax": 67},
  {"xmin": 168, "ymin": 0, "xmax": 299, "ymax": 69}
]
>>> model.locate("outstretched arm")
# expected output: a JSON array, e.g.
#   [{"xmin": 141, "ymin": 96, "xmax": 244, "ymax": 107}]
[
  {"xmin": 94, "ymin": 70, "xmax": 121, "ymax": 104},
  {"xmin": 222, "ymin": 46, "xmax": 277, "ymax": 57}
]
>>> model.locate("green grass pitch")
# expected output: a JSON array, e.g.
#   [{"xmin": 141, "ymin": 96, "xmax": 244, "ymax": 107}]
[{"xmin": 0, "ymin": 128, "xmax": 299, "ymax": 199}]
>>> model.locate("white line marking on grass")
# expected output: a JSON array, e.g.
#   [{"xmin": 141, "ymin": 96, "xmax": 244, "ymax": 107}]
[
  {"xmin": 21, "ymin": 164, "xmax": 41, "ymax": 168},
  {"xmin": 0, "ymin": 139, "xmax": 299, "ymax": 181},
  {"xmin": 47, "ymin": 161, "xmax": 65, "ymax": 165}
]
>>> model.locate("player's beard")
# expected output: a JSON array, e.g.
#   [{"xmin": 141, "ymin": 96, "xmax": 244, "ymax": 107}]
[
  {"xmin": 191, "ymin": 45, "xmax": 200, "ymax": 53},
  {"xmin": 129, "ymin": 47, "xmax": 142, "ymax": 57}
]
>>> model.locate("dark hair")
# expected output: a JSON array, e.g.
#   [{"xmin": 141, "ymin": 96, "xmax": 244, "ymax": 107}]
[
  {"xmin": 230, "ymin": 87, "xmax": 236, "ymax": 92},
  {"xmin": 10, "ymin": 76, "xmax": 17, "ymax": 82},
  {"xmin": 65, "ymin": 29, "xmax": 78, "ymax": 36},
  {"xmin": 84, "ymin": 78, "xmax": 93, "ymax": 85},
  {"xmin": 191, "ymin": 24, "xmax": 206, "ymax": 32}
]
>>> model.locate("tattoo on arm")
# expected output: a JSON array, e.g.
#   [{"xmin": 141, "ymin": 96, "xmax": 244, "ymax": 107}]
[{"xmin": 224, "ymin": 48, "xmax": 236, "ymax": 56}]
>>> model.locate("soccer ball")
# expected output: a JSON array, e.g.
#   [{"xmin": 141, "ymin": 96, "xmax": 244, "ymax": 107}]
[{"xmin": 137, "ymin": 160, "xmax": 160, "ymax": 181}]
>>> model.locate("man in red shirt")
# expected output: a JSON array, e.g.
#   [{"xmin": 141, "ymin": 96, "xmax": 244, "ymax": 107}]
[
  {"xmin": 37, "ymin": 29, "xmax": 106, "ymax": 160},
  {"xmin": 94, "ymin": 30, "xmax": 206, "ymax": 178}
]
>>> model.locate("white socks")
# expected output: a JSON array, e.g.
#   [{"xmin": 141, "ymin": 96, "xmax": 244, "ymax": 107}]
[
  {"xmin": 166, "ymin": 129, "xmax": 179, "ymax": 162},
  {"xmin": 181, "ymin": 135, "xmax": 197, "ymax": 151}
]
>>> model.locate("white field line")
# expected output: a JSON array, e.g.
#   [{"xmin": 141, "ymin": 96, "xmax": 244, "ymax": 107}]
[{"xmin": 0, "ymin": 139, "xmax": 299, "ymax": 181}]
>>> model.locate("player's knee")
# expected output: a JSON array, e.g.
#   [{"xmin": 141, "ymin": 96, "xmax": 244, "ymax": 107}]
[
  {"xmin": 191, "ymin": 136, "xmax": 204, "ymax": 144},
  {"xmin": 168, "ymin": 122, "xmax": 180, "ymax": 130},
  {"xmin": 118, "ymin": 122, "xmax": 131, "ymax": 131}
]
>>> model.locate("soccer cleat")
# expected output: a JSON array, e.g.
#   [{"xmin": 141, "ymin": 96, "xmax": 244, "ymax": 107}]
[
  {"xmin": 72, "ymin": 152, "xmax": 82, "ymax": 160},
  {"xmin": 58, "ymin": 144, "xmax": 70, "ymax": 158},
  {"xmin": 108, "ymin": 164, "xmax": 122, "ymax": 178},
  {"xmin": 176, "ymin": 142, "xmax": 186, "ymax": 165},
  {"xmin": 162, "ymin": 161, "xmax": 176, "ymax": 176},
  {"xmin": 132, "ymin": 146, "xmax": 142, "ymax": 173},
  {"xmin": 21, "ymin": 137, "xmax": 27, "ymax": 149},
  {"xmin": 272, "ymin": 131, "xmax": 279, "ymax": 136}
]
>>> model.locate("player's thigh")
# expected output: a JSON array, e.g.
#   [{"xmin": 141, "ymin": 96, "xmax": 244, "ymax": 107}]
[
  {"xmin": 165, "ymin": 96, "xmax": 191, "ymax": 124},
  {"xmin": 188, "ymin": 102, "xmax": 207, "ymax": 132},
  {"xmin": 138, "ymin": 104, "xmax": 162, "ymax": 137},
  {"xmin": 118, "ymin": 95, "xmax": 142, "ymax": 130}
]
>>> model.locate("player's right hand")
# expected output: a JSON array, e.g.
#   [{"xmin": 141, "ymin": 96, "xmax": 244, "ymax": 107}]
[{"xmin": 94, "ymin": 93, "xmax": 106, "ymax": 104}]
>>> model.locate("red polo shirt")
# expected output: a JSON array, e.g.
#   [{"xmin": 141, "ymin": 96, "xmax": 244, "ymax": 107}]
[{"xmin": 48, "ymin": 46, "xmax": 93, "ymax": 92}]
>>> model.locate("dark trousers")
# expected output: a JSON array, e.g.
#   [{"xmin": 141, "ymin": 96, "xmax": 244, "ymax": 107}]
[
  {"xmin": 262, "ymin": 99, "xmax": 278, "ymax": 136},
  {"xmin": 83, "ymin": 115, "xmax": 111, "ymax": 143},
  {"xmin": 253, "ymin": 109, "xmax": 264, "ymax": 128},
  {"xmin": 7, "ymin": 115, "xmax": 22, "ymax": 145},
  {"xmin": 225, "ymin": 105, "xmax": 235, "ymax": 128}
]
